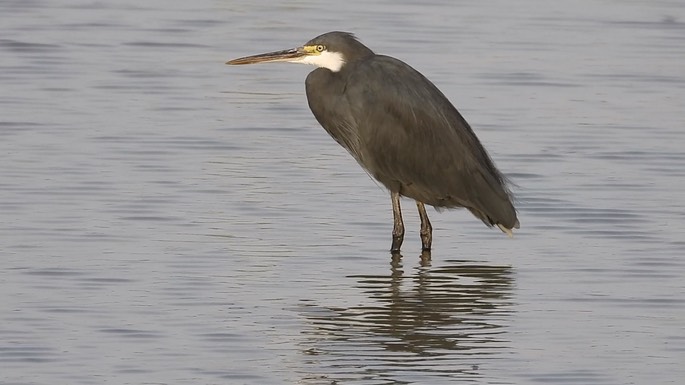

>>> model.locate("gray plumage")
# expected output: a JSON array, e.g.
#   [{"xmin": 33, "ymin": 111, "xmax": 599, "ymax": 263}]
[
  {"xmin": 305, "ymin": 33, "xmax": 518, "ymax": 229},
  {"xmin": 228, "ymin": 31, "xmax": 519, "ymax": 253}
]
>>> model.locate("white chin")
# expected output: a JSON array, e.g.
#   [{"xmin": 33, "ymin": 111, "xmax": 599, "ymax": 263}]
[{"xmin": 289, "ymin": 51, "xmax": 345, "ymax": 72}]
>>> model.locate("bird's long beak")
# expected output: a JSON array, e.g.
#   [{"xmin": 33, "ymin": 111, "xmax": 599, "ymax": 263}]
[{"xmin": 226, "ymin": 47, "xmax": 306, "ymax": 65}]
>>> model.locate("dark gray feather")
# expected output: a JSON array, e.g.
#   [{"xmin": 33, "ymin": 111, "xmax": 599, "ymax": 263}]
[{"xmin": 306, "ymin": 55, "xmax": 518, "ymax": 230}]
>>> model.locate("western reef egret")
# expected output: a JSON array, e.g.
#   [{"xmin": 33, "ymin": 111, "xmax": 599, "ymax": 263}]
[{"xmin": 227, "ymin": 31, "xmax": 519, "ymax": 253}]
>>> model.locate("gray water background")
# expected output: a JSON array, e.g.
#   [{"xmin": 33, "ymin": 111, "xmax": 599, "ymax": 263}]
[{"xmin": 1, "ymin": 0, "xmax": 684, "ymax": 384}]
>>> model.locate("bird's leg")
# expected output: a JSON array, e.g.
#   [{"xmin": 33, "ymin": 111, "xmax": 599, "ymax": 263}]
[
  {"xmin": 391, "ymin": 191, "xmax": 404, "ymax": 253},
  {"xmin": 416, "ymin": 201, "xmax": 432, "ymax": 251}
]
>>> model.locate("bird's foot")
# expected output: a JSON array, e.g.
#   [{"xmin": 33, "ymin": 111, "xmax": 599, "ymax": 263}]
[
  {"xmin": 420, "ymin": 249, "xmax": 432, "ymax": 264},
  {"xmin": 391, "ymin": 223, "xmax": 404, "ymax": 254},
  {"xmin": 419, "ymin": 231, "xmax": 432, "ymax": 252}
]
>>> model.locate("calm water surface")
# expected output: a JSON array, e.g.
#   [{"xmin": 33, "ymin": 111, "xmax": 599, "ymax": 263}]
[{"xmin": 1, "ymin": 0, "xmax": 684, "ymax": 384}]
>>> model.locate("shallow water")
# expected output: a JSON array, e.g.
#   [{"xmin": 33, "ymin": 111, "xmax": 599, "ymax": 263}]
[{"xmin": 1, "ymin": 0, "xmax": 684, "ymax": 384}]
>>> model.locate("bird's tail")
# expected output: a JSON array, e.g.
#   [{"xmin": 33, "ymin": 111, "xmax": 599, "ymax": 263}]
[
  {"xmin": 497, "ymin": 220, "xmax": 520, "ymax": 238},
  {"xmin": 466, "ymin": 170, "xmax": 519, "ymax": 236}
]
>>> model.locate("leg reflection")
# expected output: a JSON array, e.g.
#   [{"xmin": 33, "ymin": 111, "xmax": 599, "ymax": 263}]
[{"xmin": 297, "ymin": 257, "xmax": 514, "ymax": 383}]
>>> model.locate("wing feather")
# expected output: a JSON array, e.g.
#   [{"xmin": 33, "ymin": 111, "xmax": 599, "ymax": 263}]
[
  {"xmin": 306, "ymin": 55, "xmax": 518, "ymax": 230},
  {"xmin": 341, "ymin": 56, "xmax": 518, "ymax": 229}
]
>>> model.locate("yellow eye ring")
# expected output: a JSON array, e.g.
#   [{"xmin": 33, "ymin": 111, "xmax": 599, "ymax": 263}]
[{"xmin": 316, "ymin": 45, "xmax": 325, "ymax": 52}]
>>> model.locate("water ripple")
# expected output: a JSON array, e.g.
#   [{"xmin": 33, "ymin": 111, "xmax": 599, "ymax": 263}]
[{"xmin": 296, "ymin": 258, "xmax": 514, "ymax": 383}]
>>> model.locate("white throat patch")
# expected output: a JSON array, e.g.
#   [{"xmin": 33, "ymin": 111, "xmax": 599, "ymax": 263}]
[{"xmin": 290, "ymin": 51, "xmax": 345, "ymax": 72}]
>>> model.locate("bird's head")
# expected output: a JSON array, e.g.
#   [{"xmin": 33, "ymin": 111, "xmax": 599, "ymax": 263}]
[{"xmin": 227, "ymin": 31, "xmax": 373, "ymax": 73}]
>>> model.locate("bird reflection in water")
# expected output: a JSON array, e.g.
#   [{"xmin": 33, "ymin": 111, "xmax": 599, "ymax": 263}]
[{"xmin": 296, "ymin": 256, "xmax": 514, "ymax": 383}]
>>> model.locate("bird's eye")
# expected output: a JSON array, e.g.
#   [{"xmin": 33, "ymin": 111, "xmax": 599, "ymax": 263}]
[{"xmin": 316, "ymin": 45, "xmax": 325, "ymax": 52}]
